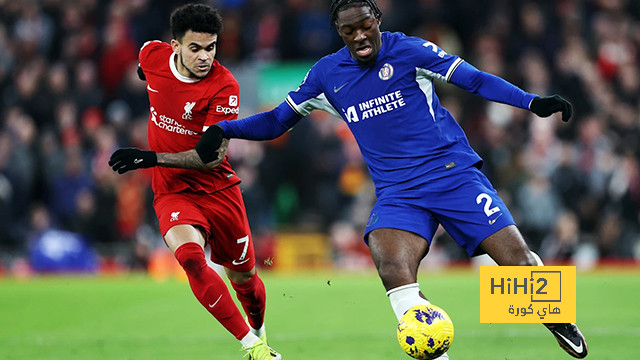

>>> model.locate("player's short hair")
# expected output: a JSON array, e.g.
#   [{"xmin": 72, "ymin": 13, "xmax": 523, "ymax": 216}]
[
  {"xmin": 170, "ymin": 3, "xmax": 223, "ymax": 41},
  {"xmin": 329, "ymin": 0, "xmax": 382, "ymax": 27}
]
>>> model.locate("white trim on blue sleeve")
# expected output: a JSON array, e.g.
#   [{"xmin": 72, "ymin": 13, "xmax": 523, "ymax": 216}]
[
  {"xmin": 445, "ymin": 58, "xmax": 464, "ymax": 83},
  {"xmin": 286, "ymin": 94, "xmax": 341, "ymax": 119}
]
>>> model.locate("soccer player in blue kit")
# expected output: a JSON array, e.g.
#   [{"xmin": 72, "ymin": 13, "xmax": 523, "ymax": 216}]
[{"xmin": 128, "ymin": 0, "xmax": 588, "ymax": 358}]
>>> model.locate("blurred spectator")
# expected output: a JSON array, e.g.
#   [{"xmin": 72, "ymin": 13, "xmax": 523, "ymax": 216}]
[
  {"xmin": 540, "ymin": 211, "xmax": 581, "ymax": 261},
  {"xmin": 516, "ymin": 173, "xmax": 563, "ymax": 251},
  {"xmin": 74, "ymin": 60, "xmax": 104, "ymax": 114},
  {"xmin": 48, "ymin": 146, "xmax": 94, "ymax": 229},
  {"xmin": 1, "ymin": 0, "xmax": 639, "ymax": 266},
  {"xmin": 99, "ymin": 3, "xmax": 138, "ymax": 98},
  {"xmin": 4, "ymin": 108, "xmax": 38, "ymax": 223},
  {"xmin": 12, "ymin": 0, "xmax": 55, "ymax": 60}
]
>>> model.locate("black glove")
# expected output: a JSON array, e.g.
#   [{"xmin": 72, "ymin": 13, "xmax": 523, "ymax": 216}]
[
  {"xmin": 137, "ymin": 66, "xmax": 146, "ymax": 81},
  {"xmin": 109, "ymin": 148, "xmax": 157, "ymax": 174},
  {"xmin": 196, "ymin": 125, "xmax": 225, "ymax": 163},
  {"xmin": 530, "ymin": 95, "xmax": 573, "ymax": 122}
]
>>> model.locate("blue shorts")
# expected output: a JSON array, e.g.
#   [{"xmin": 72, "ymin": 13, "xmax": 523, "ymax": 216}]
[{"xmin": 364, "ymin": 166, "xmax": 515, "ymax": 256}]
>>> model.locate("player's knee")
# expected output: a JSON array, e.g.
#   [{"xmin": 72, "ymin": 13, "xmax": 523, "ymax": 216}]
[
  {"xmin": 174, "ymin": 243, "xmax": 207, "ymax": 278},
  {"xmin": 227, "ymin": 269, "xmax": 255, "ymax": 284},
  {"xmin": 180, "ymin": 257, "xmax": 207, "ymax": 276},
  {"xmin": 376, "ymin": 261, "xmax": 414, "ymax": 288}
]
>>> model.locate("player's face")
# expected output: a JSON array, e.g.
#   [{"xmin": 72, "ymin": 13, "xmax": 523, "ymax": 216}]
[
  {"xmin": 336, "ymin": 6, "xmax": 382, "ymax": 65},
  {"xmin": 171, "ymin": 30, "xmax": 217, "ymax": 79}
]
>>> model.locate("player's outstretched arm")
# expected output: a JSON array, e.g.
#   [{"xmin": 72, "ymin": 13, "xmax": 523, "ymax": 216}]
[
  {"xmin": 449, "ymin": 61, "xmax": 572, "ymax": 121},
  {"xmin": 109, "ymin": 138, "xmax": 229, "ymax": 174},
  {"xmin": 195, "ymin": 101, "xmax": 302, "ymax": 164},
  {"xmin": 158, "ymin": 138, "xmax": 229, "ymax": 170}
]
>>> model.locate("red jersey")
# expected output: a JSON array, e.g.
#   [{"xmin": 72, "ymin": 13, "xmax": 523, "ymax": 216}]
[{"xmin": 139, "ymin": 41, "xmax": 240, "ymax": 195}]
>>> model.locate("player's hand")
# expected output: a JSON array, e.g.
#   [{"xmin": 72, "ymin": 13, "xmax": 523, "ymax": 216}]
[
  {"xmin": 196, "ymin": 125, "xmax": 225, "ymax": 163},
  {"xmin": 109, "ymin": 148, "xmax": 157, "ymax": 174},
  {"xmin": 137, "ymin": 66, "xmax": 146, "ymax": 81},
  {"xmin": 529, "ymin": 95, "xmax": 573, "ymax": 122}
]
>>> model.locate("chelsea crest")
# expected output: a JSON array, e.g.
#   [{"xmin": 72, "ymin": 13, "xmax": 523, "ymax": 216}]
[{"xmin": 379, "ymin": 63, "xmax": 394, "ymax": 80}]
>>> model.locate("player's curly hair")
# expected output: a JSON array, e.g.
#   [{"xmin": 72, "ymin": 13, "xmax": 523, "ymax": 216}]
[
  {"xmin": 170, "ymin": 3, "xmax": 223, "ymax": 41},
  {"xmin": 329, "ymin": 0, "xmax": 382, "ymax": 27}
]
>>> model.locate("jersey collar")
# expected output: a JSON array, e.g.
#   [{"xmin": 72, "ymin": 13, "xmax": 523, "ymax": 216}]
[{"xmin": 169, "ymin": 52, "xmax": 199, "ymax": 83}]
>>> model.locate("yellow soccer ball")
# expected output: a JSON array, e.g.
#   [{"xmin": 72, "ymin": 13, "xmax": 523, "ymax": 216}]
[{"xmin": 397, "ymin": 304, "xmax": 454, "ymax": 360}]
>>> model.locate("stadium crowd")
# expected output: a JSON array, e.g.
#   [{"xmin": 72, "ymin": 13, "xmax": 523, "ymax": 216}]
[{"xmin": 0, "ymin": 0, "xmax": 638, "ymax": 272}]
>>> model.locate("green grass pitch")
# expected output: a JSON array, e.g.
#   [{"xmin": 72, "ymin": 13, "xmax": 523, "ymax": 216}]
[{"xmin": 1, "ymin": 268, "xmax": 638, "ymax": 359}]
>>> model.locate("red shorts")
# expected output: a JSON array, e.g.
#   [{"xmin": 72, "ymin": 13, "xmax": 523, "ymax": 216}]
[{"xmin": 153, "ymin": 185, "xmax": 255, "ymax": 272}]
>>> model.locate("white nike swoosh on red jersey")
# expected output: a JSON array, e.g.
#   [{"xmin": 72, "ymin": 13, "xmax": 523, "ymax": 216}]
[
  {"xmin": 232, "ymin": 258, "xmax": 250, "ymax": 266},
  {"xmin": 208, "ymin": 294, "xmax": 223, "ymax": 308}
]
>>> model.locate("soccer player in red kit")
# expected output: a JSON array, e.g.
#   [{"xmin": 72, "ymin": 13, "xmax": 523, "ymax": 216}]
[{"xmin": 108, "ymin": 4, "xmax": 282, "ymax": 359}]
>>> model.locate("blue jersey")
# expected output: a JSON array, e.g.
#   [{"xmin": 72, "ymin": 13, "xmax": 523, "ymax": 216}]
[
  {"xmin": 221, "ymin": 31, "xmax": 536, "ymax": 197},
  {"xmin": 284, "ymin": 32, "xmax": 533, "ymax": 196}
]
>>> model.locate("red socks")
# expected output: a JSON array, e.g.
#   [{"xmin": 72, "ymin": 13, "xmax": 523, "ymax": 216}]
[
  {"xmin": 231, "ymin": 273, "xmax": 267, "ymax": 330},
  {"xmin": 174, "ymin": 242, "xmax": 249, "ymax": 340}
]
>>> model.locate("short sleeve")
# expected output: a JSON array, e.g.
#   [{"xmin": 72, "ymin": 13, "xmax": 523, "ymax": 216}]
[
  {"xmin": 285, "ymin": 62, "xmax": 340, "ymax": 118},
  {"xmin": 139, "ymin": 40, "xmax": 164, "ymax": 66},
  {"xmin": 412, "ymin": 39, "xmax": 463, "ymax": 83},
  {"xmin": 286, "ymin": 63, "xmax": 325, "ymax": 117}
]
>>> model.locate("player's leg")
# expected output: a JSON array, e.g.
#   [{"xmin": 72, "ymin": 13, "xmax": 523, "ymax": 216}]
[
  {"xmin": 368, "ymin": 228, "xmax": 429, "ymax": 292},
  {"xmin": 479, "ymin": 227, "xmax": 588, "ymax": 358},
  {"xmin": 155, "ymin": 192, "xmax": 278, "ymax": 359},
  {"xmin": 205, "ymin": 185, "xmax": 281, "ymax": 359},
  {"xmin": 445, "ymin": 168, "xmax": 588, "ymax": 359},
  {"xmin": 224, "ymin": 266, "xmax": 280, "ymax": 360},
  {"xmin": 165, "ymin": 224, "xmax": 253, "ymax": 342},
  {"xmin": 217, "ymin": 185, "xmax": 269, "ymax": 339},
  {"xmin": 225, "ymin": 267, "xmax": 269, "ymax": 342},
  {"xmin": 365, "ymin": 198, "xmax": 439, "ymax": 318},
  {"xmin": 368, "ymin": 228, "xmax": 450, "ymax": 360},
  {"xmin": 477, "ymin": 225, "xmax": 537, "ymax": 266}
]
